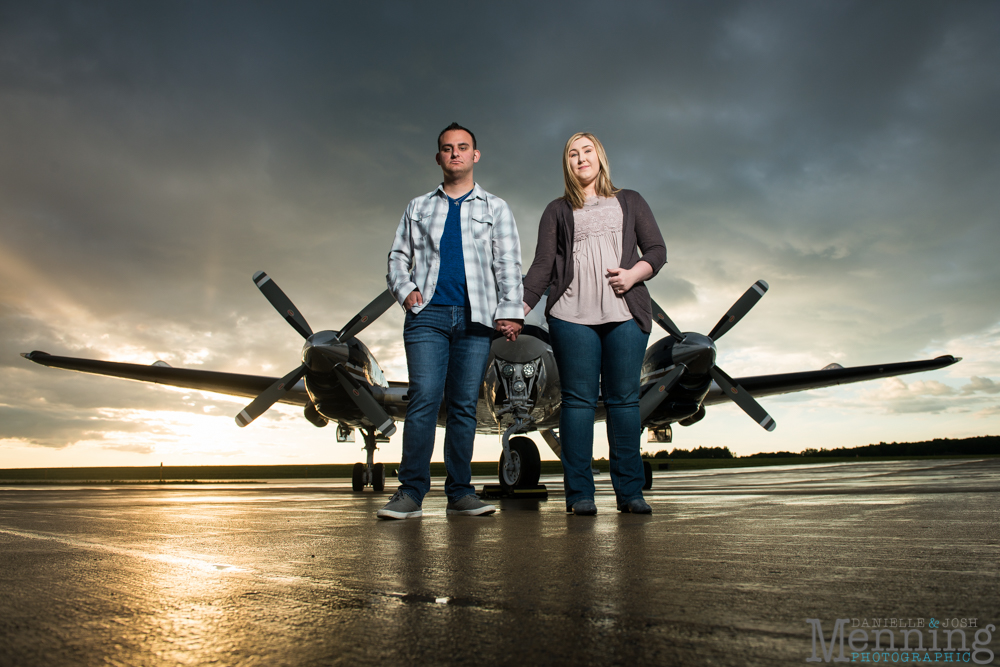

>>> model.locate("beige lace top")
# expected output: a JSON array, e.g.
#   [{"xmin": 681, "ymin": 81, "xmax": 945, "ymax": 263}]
[{"xmin": 548, "ymin": 195, "xmax": 633, "ymax": 325}]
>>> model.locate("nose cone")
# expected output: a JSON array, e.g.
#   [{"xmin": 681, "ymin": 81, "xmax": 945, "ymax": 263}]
[
  {"xmin": 671, "ymin": 332, "xmax": 716, "ymax": 375},
  {"xmin": 302, "ymin": 331, "xmax": 349, "ymax": 371}
]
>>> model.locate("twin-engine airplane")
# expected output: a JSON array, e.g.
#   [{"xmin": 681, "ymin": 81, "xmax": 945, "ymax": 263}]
[{"xmin": 23, "ymin": 272, "xmax": 960, "ymax": 492}]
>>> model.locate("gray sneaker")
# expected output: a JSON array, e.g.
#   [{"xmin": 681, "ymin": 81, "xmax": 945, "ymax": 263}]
[
  {"xmin": 617, "ymin": 497, "xmax": 652, "ymax": 514},
  {"xmin": 446, "ymin": 495, "xmax": 496, "ymax": 516},
  {"xmin": 377, "ymin": 491, "xmax": 422, "ymax": 519},
  {"xmin": 567, "ymin": 499, "xmax": 597, "ymax": 516}
]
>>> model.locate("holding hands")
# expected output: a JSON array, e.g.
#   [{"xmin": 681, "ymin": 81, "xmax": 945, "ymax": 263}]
[{"xmin": 496, "ymin": 319, "xmax": 522, "ymax": 341}]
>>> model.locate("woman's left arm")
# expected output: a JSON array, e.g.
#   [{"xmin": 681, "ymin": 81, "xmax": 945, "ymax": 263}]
[
  {"xmin": 607, "ymin": 192, "xmax": 666, "ymax": 294},
  {"xmin": 631, "ymin": 192, "xmax": 666, "ymax": 275}
]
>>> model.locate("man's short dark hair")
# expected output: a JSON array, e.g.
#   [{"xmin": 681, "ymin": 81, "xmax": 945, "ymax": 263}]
[{"xmin": 438, "ymin": 122, "xmax": 477, "ymax": 150}]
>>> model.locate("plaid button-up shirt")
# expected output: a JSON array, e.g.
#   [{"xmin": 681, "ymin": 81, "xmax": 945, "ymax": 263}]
[{"xmin": 387, "ymin": 183, "xmax": 523, "ymax": 328}]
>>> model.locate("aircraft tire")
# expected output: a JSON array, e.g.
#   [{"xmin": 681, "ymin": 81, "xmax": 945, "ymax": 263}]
[
  {"xmin": 351, "ymin": 462, "xmax": 365, "ymax": 492},
  {"xmin": 499, "ymin": 436, "xmax": 541, "ymax": 491},
  {"xmin": 371, "ymin": 462, "xmax": 386, "ymax": 493},
  {"xmin": 643, "ymin": 460, "xmax": 653, "ymax": 490}
]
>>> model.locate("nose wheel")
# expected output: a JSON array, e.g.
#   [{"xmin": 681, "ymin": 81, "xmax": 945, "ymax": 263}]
[{"xmin": 499, "ymin": 436, "xmax": 541, "ymax": 492}]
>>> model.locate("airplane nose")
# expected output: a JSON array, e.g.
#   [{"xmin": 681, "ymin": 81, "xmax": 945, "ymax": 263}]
[
  {"xmin": 302, "ymin": 331, "xmax": 350, "ymax": 371},
  {"xmin": 670, "ymin": 332, "xmax": 716, "ymax": 375}
]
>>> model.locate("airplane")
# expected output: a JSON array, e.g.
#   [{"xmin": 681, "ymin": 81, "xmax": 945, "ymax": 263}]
[{"xmin": 22, "ymin": 271, "xmax": 961, "ymax": 493}]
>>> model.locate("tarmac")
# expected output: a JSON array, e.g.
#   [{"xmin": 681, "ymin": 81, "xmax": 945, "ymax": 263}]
[{"xmin": 1, "ymin": 458, "xmax": 998, "ymax": 666}]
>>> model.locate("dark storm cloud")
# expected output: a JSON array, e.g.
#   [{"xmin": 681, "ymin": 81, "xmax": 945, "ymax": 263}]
[{"xmin": 2, "ymin": 0, "xmax": 998, "ymax": 454}]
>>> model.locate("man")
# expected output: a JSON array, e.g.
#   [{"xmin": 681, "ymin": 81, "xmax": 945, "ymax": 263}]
[{"xmin": 380, "ymin": 122, "xmax": 524, "ymax": 519}]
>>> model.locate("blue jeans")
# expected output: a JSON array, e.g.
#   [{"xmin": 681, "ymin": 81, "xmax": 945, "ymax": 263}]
[
  {"xmin": 548, "ymin": 317, "xmax": 649, "ymax": 508},
  {"xmin": 397, "ymin": 304, "xmax": 493, "ymax": 504}
]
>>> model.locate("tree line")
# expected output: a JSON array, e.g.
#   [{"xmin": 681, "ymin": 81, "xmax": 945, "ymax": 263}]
[{"xmin": 647, "ymin": 435, "xmax": 999, "ymax": 460}]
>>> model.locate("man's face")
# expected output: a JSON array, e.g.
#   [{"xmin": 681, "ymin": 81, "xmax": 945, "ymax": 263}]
[{"xmin": 436, "ymin": 129, "xmax": 480, "ymax": 179}]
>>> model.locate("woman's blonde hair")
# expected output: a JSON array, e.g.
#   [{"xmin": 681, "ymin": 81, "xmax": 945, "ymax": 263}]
[{"xmin": 561, "ymin": 132, "xmax": 620, "ymax": 210}]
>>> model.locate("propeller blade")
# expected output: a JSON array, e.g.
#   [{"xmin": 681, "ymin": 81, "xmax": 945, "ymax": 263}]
[
  {"xmin": 709, "ymin": 366, "xmax": 776, "ymax": 431},
  {"xmin": 639, "ymin": 364, "xmax": 687, "ymax": 422},
  {"xmin": 332, "ymin": 365, "xmax": 397, "ymax": 437},
  {"xmin": 338, "ymin": 289, "xmax": 397, "ymax": 342},
  {"xmin": 650, "ymin": 298, "xmax": 684, "ymax": 340},
  {"xmin": 235, "ymin": 364, "xmax": 307, "ymax": 428},
  {"xmin": 708, "ymin": 280, "xmax": 768, "ymax": 341},
  {"xmin": 253, "ymin": 271, "xmax": 313, "ymax": 339}
]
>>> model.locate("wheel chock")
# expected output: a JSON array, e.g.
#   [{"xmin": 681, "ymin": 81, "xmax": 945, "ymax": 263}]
[{"xmin": 479, "ymin": 484, "xmax": 548, "ymax": 500}]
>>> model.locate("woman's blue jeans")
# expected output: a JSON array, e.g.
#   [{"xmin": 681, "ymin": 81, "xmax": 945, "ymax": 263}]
[
  {"xmin": 548, "ymin": 316, "xmax": 649, "ymax": 508},
  {"xmin": 397, "ymin": 304, "xmax": 493, "ymax": 504}
]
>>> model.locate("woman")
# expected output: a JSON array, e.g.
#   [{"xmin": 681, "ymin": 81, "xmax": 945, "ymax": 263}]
[{"xmin": 522, "ymin": 132, "xmax": 666, "ymax": 515}]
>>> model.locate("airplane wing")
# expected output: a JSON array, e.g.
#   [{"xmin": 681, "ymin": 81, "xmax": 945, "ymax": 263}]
[
  {"xmin": 702, "ymin": 355, "xmax": 960, "ymax": 406},
  {"xmin": 21, "ymin": 351, "xmax": 310, "ymax": 406}
]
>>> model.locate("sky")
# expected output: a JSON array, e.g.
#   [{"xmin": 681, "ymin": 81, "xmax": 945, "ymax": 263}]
[{"xmin": 2, "ymin": 0, "xmax": 999, "ymax": 470}]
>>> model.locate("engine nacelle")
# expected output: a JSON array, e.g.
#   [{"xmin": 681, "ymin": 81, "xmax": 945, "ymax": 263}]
[
  {"xmin": 304, "ymin": 402, "xmax": 329, "ymax": 428},
  {"xmin": 679, "ymin": 405, "xmax": 706, "ymax": 426}
]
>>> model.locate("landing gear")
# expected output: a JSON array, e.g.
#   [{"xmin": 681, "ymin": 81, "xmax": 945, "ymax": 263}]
[
  {"xmin": 371, "ymin": 462, "xmax": 386, "ymax": 493},
  {"xmin": 349, "ymin": 427, "xmax": 389, "ymax": 492},
  {"xmin": 643, "ymin": 460, "xmax": 653, "ymax": 490},
  {"xmin": 499, "ymin": 436, "xmax": 541, "ymax": 492},
  {"xmin": 352, "ymin": 462, "xmax": 365, "ymax": 492}
]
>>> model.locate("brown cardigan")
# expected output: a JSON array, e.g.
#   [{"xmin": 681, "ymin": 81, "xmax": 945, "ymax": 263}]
[{"xmin": 522, "ymin": 189, "xmax": 667, "ymax": 334}]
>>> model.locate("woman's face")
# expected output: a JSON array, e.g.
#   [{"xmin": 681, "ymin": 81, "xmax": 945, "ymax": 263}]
[{"xmin": 567, "ymin": 136, "xmax": 601, "ymax": 189}]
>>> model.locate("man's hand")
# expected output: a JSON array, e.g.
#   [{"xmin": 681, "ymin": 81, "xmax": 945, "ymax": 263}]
[
  {"xmin": 496, "ymin": 319, "xmax": 523, "ymax": 342},
  {"xmin": 523, "ymin": 303, "xmax": 532, "ymax": 316},
  {"xmin": 403, "ymin": 290, "xmax": 423, "ymax": 311}
]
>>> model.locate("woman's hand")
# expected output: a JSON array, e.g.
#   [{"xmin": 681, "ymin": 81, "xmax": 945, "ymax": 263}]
[{"xmin": 606, "ymin": 261, "xmax": 654, "ymax": 296}]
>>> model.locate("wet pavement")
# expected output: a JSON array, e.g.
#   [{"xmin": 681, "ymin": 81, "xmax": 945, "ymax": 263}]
[{"xmin": 1, "ymin": 458, "xmax": 998, "ymax": 666}]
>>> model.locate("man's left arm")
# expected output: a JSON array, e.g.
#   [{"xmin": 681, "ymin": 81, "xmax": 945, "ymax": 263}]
[{"xmin": 491, "ymin": 199, "xmax": 524, "ymax": 337}]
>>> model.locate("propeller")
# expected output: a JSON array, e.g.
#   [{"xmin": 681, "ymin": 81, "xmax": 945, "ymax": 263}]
[
  {"xmin": 646, "ymin": 280, "xmax": 776, "ymax": 431},
  {"xmin": 253, "ymin": 271, "xmax": 312, "ymax": 339},
  {"xmin": 650, "ymin": 298, "xmax": 684, "ymax": 341},
  {"xmin": 332, "ymin": 366, "xmax": 395, "ymax": 436},
  {"xmin": 339, "ymin": 290, "xmax": 397, "ymax": 342},
  {"xmin": 235, "ymin": 272, "xmax": 397, "ymax": 437},
  {"xmin": 236, "ymin": 364, "xmax": 307, "ymax": 428},
  {"xmin": 708, "ymin": 366, "xmax": 775, "ymax": 431},
  {"xmin": 639, "ymin": 364, "xmax": 686, "ymax": 422},
  {"xmin": 707, "ymin": 280, "xmax": 768, "ymax": 341}
]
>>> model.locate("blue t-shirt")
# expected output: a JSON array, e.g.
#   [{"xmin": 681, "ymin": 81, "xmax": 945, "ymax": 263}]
[{"xmin": 430, "ymin": 190, "xmax": 472, "ymax": 307}]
